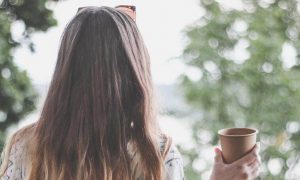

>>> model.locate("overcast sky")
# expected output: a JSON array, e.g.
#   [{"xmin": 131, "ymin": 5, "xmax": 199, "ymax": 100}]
[{"xmin": 11, "ymin": 0, "xmax": 202, "ymax": 85}]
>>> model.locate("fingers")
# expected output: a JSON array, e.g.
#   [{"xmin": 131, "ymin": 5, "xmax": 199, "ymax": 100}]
[
  {"xmin": 249, "ymin": 159, "xmax": 261, "ymax": 178},
  {"xmin": 235, "ymin": 144, "xmax": 261, "ymax": 180},
  {"xmin": 214, "ymin": 147, "xmax": 223, "ymax": 163},
  {"xmin": 233, "ymin": 143, "xmax": 260, "ymax": 166},
  {"xmin": 214, "ymin": 143, "xmax": 261, "ymax": 180},
  {"xmin": 249, "ymin": 153, "xmax": 261, "ymax": 167},
  {"xmin": 249, "ymin": 159, "xmax": 260, "ymax": 170},
  {"xmin": 236, "ymin": 162, "xmax": 260, "ymax": 180}
]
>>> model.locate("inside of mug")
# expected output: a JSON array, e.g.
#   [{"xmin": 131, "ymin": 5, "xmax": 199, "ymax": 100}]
[{"xmin": 219, "ymin": 128, "xmax": 257, "ymax": 136}]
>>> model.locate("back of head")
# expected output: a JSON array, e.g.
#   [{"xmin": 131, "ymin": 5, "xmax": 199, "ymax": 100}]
[{"xmin": 25, "ymin": 6, "xmax": 162, "ymax": 180}]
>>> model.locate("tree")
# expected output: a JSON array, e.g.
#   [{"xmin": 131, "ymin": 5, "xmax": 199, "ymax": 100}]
[
  {"xmin": 180, "ymin": 0, "xmax": 300, "ymax": 179},
  {"xmin": 0, "ymin": 0, "xmax": 59, "ymax": 149}
]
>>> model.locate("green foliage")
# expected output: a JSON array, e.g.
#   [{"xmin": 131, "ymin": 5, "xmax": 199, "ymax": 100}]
[
  {"xmin": 0, "ymin": 0, "xmax": 58, "ymax": 149},
  {"xmin": 0, "ymin": 131, "xmax": 5, "ymax": 150},
  {"xmin": 180, "ymin": 0, "xmax": 300, "ymax": 179}
]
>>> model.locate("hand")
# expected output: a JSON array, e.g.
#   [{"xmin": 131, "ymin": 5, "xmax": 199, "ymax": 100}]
[{"xmin": 210, "ymin": 143, "xmax": 261, "ymax": 180}]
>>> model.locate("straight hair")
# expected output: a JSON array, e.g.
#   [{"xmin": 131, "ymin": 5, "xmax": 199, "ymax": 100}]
[{"xmin": 0, "ymin": 6, "xmax": 164, "ymax": 180}]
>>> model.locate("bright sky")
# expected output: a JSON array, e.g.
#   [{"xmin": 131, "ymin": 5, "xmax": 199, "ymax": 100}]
[{"xmin": 11, "ymin": 0, "xmax": 202, "ymax": 85}]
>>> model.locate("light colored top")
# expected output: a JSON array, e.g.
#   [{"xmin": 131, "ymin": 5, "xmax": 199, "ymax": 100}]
[{"xmin": 1, "ymin": 136, "xmax": 185, "ymax": 180}]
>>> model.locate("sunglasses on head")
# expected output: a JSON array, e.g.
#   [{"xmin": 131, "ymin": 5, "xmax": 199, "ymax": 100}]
[{"xmin": 77, "ymin": 5, "xmax": 136, "ymax": 22}]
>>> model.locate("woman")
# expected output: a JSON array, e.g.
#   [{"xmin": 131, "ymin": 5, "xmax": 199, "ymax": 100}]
[{"xmin": 0, "ymin": 6, "xmax": 260, "ymax": 180}]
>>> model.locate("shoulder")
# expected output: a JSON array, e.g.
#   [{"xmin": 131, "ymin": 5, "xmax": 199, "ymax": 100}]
[
  {"xmin": 164, "ymin": 142, "xmax": 183, "ymax": 168},
  {"xmin": 0, "ymin": 123, "xmax": 35, "ymax": 179},
  {"xmin": 4, "ymin": 123, "xmax": 36, "ymax": 148},
  {"xmin": 159, "ymin": 134, "xmax": 185, "ymax": 180},
  {"xmin": 1, "ymin": 136, "xmax": 27, "ymax": 179},
  {"xmin": 5, "ymin": 123, "xmax": 35, "ymax": 154},
  {"xmin": 7, "ymin": 123, "xmax": 36, "ymax": 160}
]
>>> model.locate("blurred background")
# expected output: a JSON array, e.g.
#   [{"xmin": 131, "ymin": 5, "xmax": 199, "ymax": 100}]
[{"xmin": 1, "ymin": 0, "xmax": 300, "ymax": 179}]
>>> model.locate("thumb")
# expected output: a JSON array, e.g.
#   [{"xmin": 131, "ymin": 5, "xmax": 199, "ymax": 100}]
[{"xmin": 214, "ymin": 147, "xmax": 223, "ymax": 163}]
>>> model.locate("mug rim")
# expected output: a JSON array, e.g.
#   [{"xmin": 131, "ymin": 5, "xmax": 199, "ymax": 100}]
[{"xmin": 218, "ymin": 127, "xmax": 258, "ymax": 137}]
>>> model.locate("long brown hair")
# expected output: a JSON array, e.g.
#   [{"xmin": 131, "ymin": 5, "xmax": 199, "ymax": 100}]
[{"xmin": 0, "ymin": 6, "xmax": 164, "ymax": 180}]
